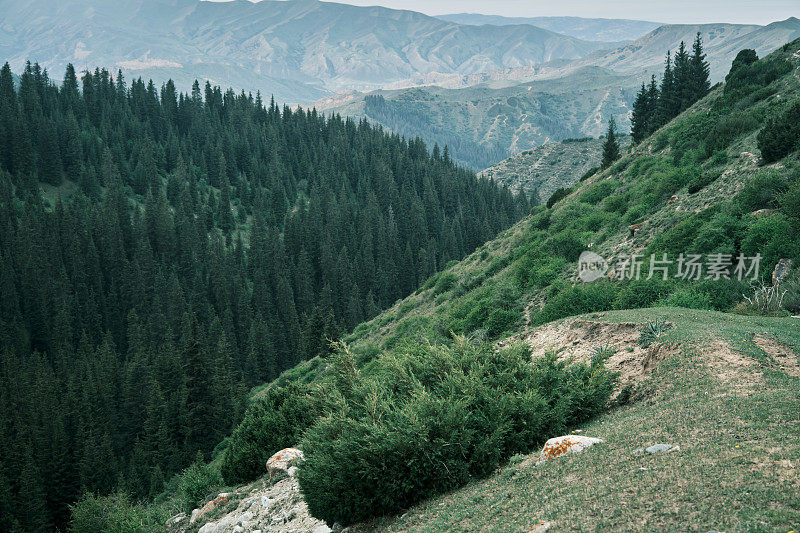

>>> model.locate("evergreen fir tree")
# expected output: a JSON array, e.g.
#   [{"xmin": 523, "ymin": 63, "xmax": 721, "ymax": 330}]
[
  {"xmin": 689, "ymin": 32, "xmax": 711, "ymax": 102},
  {"xmin": 601, "ymin": 117, "xmax": 620, "ymax": 169}
]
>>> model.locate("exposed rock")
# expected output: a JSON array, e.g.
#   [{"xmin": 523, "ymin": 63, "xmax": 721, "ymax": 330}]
[
  {"xmin": 182, "ymin": 474, "xmax": 329, "ymax": 533},
  {"xmin": 190, "ymin": 493, "xmax": 230, "ymax": 524},
  {"xmin": 750, "ymin": 208, "xmax": 776, "ymax": 218},
  {"xmin": 166, "ymin": 512, "xmax": 186, "ymax": 527},
  {"xmin": 267, "ymin": 448, "xmax": 305, "ymax": 478},
  {"xmin": 634, "ymin": 443, "xmax": 679, "ymax": 454},
  {"xmin": 529, "ymin": 520, "xmax": 553, "ymax": 532},
  {"xmin": 313, "ymin": 526, "xmax": 333, "ymax": 533},
  {"xmin": 535, "ymin": 435, "xmax": 603, "ymax": 466},
  {"xmin": 772, "ymin": 258, "xmax": 793, "ymax": 286}
]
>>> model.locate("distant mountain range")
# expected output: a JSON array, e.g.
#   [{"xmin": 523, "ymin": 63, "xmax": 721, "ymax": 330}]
[
  {"xmin": 314, "ymin": 67, "xmax": 639, "ymax": 170},
  {"xmin": 436, "ymin": 14, "xmax": 662, "ymax": 42},
  {"xmin": 535, "ymin": 18, "xmax": 800, "ymax": 82},
  {"xmin": 312, "ymin": 16, "xmax": 800, "ymax": 170},
  {"xmin": 0, "ymin": 0, "xmax": 620, "ymax": 103}
]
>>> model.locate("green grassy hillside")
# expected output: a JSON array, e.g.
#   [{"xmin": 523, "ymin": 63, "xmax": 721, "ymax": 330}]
[{"xmin": 74, "ymin": 38, "xmax": 800, "ymax": 533}]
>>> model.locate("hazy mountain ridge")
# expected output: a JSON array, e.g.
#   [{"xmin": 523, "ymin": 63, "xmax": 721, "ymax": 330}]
[
  {"xmin": 535, "ymin": 18, "xmax": 800, "ymax": 81},
  {"xmin": 436, "ymin": 13, "xmax": 662, "ymax": 42},
  {"xmin": 0, "ymin": 0, "xmax": 619, "ymax": 103},
  {"xmin": 314, "ymin": 67, "xmax": 641, "ymax": 170}
]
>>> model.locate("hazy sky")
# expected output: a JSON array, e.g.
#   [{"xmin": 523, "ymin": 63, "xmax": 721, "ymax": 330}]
[{"xmin": 241, "ymin": 0, "xmax": 799, "ymax": 25}]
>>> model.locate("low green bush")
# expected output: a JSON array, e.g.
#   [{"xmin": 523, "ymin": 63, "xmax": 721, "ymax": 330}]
[
  {"xmin": 297, "ymin": 339, "xmax": 617, "ymax": 526},
  {"xmin": 178, "ymin": 460, "xmax": 223, "ymax": 511},
  {"xmin": 758, "ymin": 101, "xmax": 800, "ymax": 163},
  {"xmin": 69, "ymin": 493, "xmax": 172, "ymax": 533},
  {"xmin": 546, "ymin": 231, "xmax": 585, "ymax": 262},
  {"xmin": 687, "ymin": 169, "xmax": 722, "ymax": 194},
  {"xmin": 220, "ymin": 382, "xmax": 323, "ymax": 485},
  {"xmin": 532, "ymin": 282, "xmax": 617, "ymax": 325},
  {"xmin": 432, "ymin": 271, "xmax": 458, "ymax": 295},
  {"xmin": 579, "ymin": 165, "xmax": 601, "ymax": 182},
  {"xmin": 580, "ymin": 179, "xmax": 619, "ymax": 205},
  {"xmin": 547, "ymin": 186, "xmax": 572, "ymax": 208}
]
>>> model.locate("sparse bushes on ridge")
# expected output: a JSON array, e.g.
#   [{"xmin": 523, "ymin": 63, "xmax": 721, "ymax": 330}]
[{"xmin": 297, "ymin": 339, "xmax": 617, "ymax": 526}]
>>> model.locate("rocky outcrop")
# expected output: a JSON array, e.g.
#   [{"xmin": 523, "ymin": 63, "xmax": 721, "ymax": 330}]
[
  {"xmin": 633, "ymin": 443, "xmax": 680, "ymax": 455},
  {"xmin": 190, "ymin": 493, "xmax": 230, "ymax": 525},
  {"xmin": 772, "ymin": 258, "xmax": 793, "ymax": 286},
  {"xmin": 178, "ymin": 473, "xmax": 329, "ymax": 533},
  {"xmin": 266, "ymin": 448, "xmax": 304, "ymax": 478},
  {"xmin": 535, "ymin": 435, "xmax": 604, "ymax": 466}
]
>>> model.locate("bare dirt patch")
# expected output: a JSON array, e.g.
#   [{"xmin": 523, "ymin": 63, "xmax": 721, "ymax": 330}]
[
  {"xmin": 502, "ymin": 318, "xmax": 677, "ymax": 388},
  {"xmin": 753, "ymin": 334, "xmax": 800, "ymax": 378},
  {"xmin": 704, "ymin": 339, "xmax": 762, "ymax": 392}
]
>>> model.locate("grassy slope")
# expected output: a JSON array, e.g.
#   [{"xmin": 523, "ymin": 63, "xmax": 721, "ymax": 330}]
[
  {"xmin": 330, "ymin": 38, "xmax": 800, "ymax": 360},
  {"xmin": 367, "ymin": 308, "xmax": 800, "ymax": 532},
  {"xmin": 207, "ymin": 39, "xmax": 800, "ymax": 532}
]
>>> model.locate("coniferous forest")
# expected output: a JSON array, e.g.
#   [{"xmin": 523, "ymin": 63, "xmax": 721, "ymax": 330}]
[{"xmin": 0, "ymin": 61, "xmax": 529, "ymax": 531}]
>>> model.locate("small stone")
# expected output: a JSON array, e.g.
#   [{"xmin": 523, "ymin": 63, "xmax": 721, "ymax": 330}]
[
  {"xmin": 261, "ymin": 496, "xmax": 271, "ymax": 509},
  {"xmin": 233, "ymin": 526, "xmax": 244, "ymax": 533},
  {"xmin": 529, "ymin": 521, "xmax": 553, "ymax": 533},
  {"xmin": 287, "ymin": 465, "xmax": 299, "ymax": 477},
  {"xmin": 313, "ymin": 526, "xmax": 333, "ymax": 533},
  {"xmin": 645, "ymin": 443, "xmax": 678, "ymax": 454}
]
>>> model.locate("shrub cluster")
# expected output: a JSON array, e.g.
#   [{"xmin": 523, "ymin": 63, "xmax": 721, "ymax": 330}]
[
  {"xmin": 758, "ymin": 101, "xmax": 800, "ymax": 163},
  {"xmin": 221, "ymin": 382, "xmax": 324, "ymax": 485},
  {"xmin": 297, "ymin": 339, "xmax": 617, "ymax": 526}
]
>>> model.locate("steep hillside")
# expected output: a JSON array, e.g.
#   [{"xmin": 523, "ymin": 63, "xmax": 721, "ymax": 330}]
[
  {"xmin": 436, "ymin": 14, "xmax": 662, "ymax": 42},
  {"xmin": 479, "ymin": 135, "xmax": 631, "ymax": 201},
  {"xmin": 91, "ymin": 37, "xmax": 800, "ymax": 533},
  {"xmin": 314, "ymin": 67, "xmax": 638, "ymax": 170},
  {"xmin": 0, "ymin": 0, "xmax": 618, "ymax": 102}
]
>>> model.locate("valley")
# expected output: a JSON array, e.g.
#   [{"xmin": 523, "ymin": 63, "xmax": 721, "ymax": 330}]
[{"xmin": 0, "ymin": 1, "xmax": 799, "ymax": 532}]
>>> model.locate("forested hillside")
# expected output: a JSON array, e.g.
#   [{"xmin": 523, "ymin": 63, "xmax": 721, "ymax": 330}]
[{"xmin": 0, "ymin": 61, "xmax": 527, "ymax": 531}]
